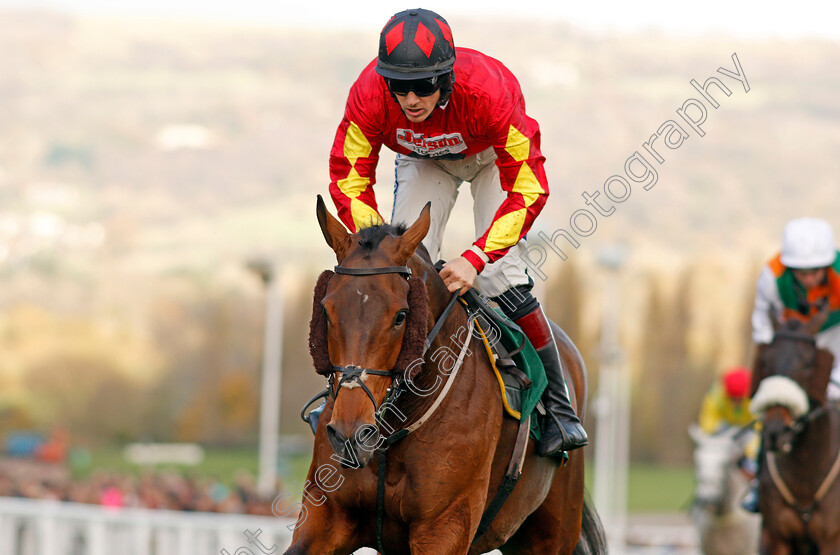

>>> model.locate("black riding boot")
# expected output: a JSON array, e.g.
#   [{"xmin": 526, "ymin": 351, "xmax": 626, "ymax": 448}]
[{"xmin": 514, "ymin": 306, "xmax": 589, "ymax": 456}]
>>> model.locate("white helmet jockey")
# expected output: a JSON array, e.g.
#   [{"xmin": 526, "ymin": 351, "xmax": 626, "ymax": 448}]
[{"xmin": 780, "ymin": 217, "xmax": 837, "ymax": 269}]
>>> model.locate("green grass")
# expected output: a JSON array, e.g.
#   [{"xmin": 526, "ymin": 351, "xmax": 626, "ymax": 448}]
[
  {"xmin": 76, "ymin": 446, "xmax": 260, "ymax": 485},
  {"xmin": 587, "ymin": 462, "xmax": 695, "ymax": 513}
]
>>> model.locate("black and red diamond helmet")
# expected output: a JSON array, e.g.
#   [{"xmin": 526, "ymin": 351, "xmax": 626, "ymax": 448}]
[{"xmin": 376, "ymin": 8, "xmax": 456, "ymax": 80}]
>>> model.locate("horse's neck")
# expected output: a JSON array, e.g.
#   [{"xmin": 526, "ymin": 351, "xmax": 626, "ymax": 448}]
[
  {"xmin": 395, "ymin": 258, "xmax": 473, "ymax": 419},
  {"xmin": 411, "ymin": 256, "xmax": 467, "ymax": 347},
  {"xmin": 722, "ymin": 462, "xmax": 750, "ymax": 513},
  {"xmin": 775, "ymin": 408, "xmax": 840, "ymax": 494}
]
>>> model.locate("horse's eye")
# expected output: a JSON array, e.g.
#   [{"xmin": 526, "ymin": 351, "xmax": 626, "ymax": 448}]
[{"xmin": 394, "ymin": 310, "xmax": 407, "ymax": 326}]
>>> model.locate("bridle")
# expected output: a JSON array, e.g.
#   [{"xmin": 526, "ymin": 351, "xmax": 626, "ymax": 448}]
[
  {"xmin": 327, "ymin": 264, "xmax": 412, "ymax": 415},
  {"xmin": 326, "ymin": 263, "xmax": 460, "ymax": 425}
]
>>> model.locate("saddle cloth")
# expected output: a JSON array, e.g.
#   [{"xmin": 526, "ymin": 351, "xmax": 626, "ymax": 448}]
[{"xmin": 461, "ymin": 291, "xmax": 547, "ymax": 440}]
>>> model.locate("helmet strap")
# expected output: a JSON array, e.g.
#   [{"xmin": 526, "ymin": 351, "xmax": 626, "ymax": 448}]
[{"xmin": 437, "ymin": 71, "xmax": 454, "ymax": 107}]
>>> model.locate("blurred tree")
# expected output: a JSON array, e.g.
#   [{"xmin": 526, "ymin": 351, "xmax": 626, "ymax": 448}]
[
  {"xmin": 738, "ymin": 259, "xmax": 765, "ymax": 368},
  {"xmin": 0, "ymin": 402, "xmax": 35, "ymax": 439},
  {"xmin": 544, "ymin": 260, "xmax": 584, "ymax": 342},
  {"xmin": 148, "ymin": 278, "xmax": 263, "ymax": 445},
  {"xmin": 281, "ymin": 276, "xmax": 332, "ymax": 435},
  {"xmin": 23, "ymin": 352, "xmax": 147, "ymax": 441},
  {"xmin": 543, "ymin": 259, "xmax": 598, "ymax": 383},
  {"xmin": 633, "ymin": 270, "xmax": 691, "ymax": 464},
  {"xmin": 175, "ymin": 372, "xmax": 258, "ymax": 445}
]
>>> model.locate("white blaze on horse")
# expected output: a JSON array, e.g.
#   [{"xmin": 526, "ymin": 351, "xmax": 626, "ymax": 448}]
[{"xmin": 689, "ymin": 424, "xmax": 760, "ymax": 555}]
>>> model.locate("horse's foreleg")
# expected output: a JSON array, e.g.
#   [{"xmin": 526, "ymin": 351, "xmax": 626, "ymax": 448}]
[
  {"xmin": 759, "ymin": 527, "xmax": 792, "ymax": 555},
  {"xmin": 407, "ymin": 499, "xmax": 476, "ymax": 555},
  {"xmin": 818, "ymin": 533, "xmax": 840, "ymax": 555}
]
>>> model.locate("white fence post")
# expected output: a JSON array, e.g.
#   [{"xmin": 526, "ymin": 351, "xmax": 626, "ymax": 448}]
[
  {"xmin": 38, "ymin": 504, "xmax": 58, "ymax": 555},
  {"xmin": 134, "ymin": 520, "xmax": 152, "ymax": 555},
  {"xmin": 0, "ymin": 515, "xmax": 15, "ymax": 554},
  {"xmin": 0, "ymin": 497, "xmax": 296, "ymax": 554},
  {"xmin": 88, "ymin": 518, "xmax": 107, "ymax": 555}
]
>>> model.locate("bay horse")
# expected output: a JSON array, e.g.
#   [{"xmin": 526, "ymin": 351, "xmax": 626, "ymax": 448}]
[
  {"xmin": 689, "ymin": 424, "xmax": 760, "ymax": 555},
  {"xmin": 283, "ymin": 196, "xmax": 605, "ymax": 554},
  {"xmin": 749, "ymin": 311, "xmax": 840, "ymax": 554}
]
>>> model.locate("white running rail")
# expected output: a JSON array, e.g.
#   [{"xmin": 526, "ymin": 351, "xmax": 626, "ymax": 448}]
[{"xmin": 0, "ymin": 496, "xmax": 295, "ymax": 555}]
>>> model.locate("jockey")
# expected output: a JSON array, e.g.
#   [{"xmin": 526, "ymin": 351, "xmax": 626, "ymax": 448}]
[
  {"xmin": 326, "ymin": 8, "xmax": 587, "ymax": 455},
  {"xmin": 753, "ymin": 217, "xmax": 840, "ymax": 400},
  {"xmin": 698, "ymin": 366, "xmax": 755, "ymax": 435},
  {"xmin": 742, "ymin": 217, "xmax": 840, "ymax": 512},
  {"xmin": 697, "ymin": 366, "xmax": 758, "ymax": 472}
]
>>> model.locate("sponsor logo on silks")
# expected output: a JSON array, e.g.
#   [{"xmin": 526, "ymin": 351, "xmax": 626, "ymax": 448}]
[{"xmin": 396, "ymin": 129, "xmax": 467, "ymax": 157}]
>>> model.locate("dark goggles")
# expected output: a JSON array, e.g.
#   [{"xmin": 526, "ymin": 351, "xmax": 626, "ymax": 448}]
[{"xmin": 386, "ymin": 75, "xmax": 443, "ymax": 97}]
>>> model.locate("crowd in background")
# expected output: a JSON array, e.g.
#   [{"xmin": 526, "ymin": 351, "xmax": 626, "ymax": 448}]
[{"xmin": 0, "ymin": 466, "xmax": 280, "ymax": 515}]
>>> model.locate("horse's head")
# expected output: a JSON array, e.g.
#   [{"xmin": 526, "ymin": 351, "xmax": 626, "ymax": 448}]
[
  {"xmin": 689, "ymin": 425, "xmax": 745, "ymax": 511},
  {"xmin": 309, "ymin": 196, "xmax": 432, "ymax": 468},
  {"xmin": 750, "ymin": 310, "xmax": 834, "ymax": 453}
]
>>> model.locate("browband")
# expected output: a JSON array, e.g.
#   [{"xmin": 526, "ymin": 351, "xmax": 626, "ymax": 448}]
[{"xmin": 334, "ymin": 265, "xmax": 412, "ymax": 277}]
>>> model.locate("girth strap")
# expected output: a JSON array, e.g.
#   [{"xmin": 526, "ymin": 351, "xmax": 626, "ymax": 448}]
[{"xmin": 473, "ymin": 414, "xmax": 531, "ymax": 542}]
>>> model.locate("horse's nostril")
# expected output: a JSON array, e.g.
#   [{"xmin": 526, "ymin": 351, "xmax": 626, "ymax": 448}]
[{"xmin": 326, "ymin": 423, "xmax": 347, "ymax": 446}]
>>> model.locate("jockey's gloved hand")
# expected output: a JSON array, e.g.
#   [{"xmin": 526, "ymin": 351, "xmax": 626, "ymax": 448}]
[{"xmin": 439, "ymin": 256, "xmax": 477, "ymax": 295}]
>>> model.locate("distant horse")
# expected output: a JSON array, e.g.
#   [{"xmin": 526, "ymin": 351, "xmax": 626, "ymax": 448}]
[
  {"xmin": 283, "ymin": 197, "xmax": 606, "ymax": 554},
  {"xmin": 689, "ymin": 424, "xmax": 760, "ymax": 555},
  {"xmin": 749, "ymin": 312, "xmax": 840, "ymax": 555}
]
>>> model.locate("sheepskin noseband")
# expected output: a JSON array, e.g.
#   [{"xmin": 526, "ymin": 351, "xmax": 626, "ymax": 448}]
[
  {"xmin": 308, "ymin": 271, "xmax": 429, "ymax": 378},
  {"xmin": 394, "ymin": 275, "xmax": 429, "ymax": 380},
  {"xmin": 308, "ymin": 270, "xmax": 334, "ymax": 375}
]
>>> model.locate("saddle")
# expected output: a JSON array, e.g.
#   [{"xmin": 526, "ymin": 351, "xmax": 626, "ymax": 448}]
[{"xmin": 460, "ymin": 288, "xmax": 547, "ymax": 440}]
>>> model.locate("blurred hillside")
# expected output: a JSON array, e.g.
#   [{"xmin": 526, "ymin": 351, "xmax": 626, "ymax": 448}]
[{"xmin": 1, "ymin": 10, "xmax": 838, "ymax": 463}]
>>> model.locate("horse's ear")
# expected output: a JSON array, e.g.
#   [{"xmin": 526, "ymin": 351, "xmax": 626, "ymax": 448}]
[
  {"xmin": 396, "ymin": 202, "xmax": 431, "ymax": 262},
  {"xmin": 316, "ymin": 195, "xmax": 350, "ymax": 261},
  {"xmin": 805, "ymin": 298, "xmax": 830, "ymax": 336}
]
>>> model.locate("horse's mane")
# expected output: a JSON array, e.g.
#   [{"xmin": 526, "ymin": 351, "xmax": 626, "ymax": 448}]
[
  {"xmin": 356, "ymin": 224, "xmax": 403, "ymax": 255},
  {"xmin": 778, "ymin": 319, "xmax": 807, "ymax": 334},
  {"xmin": 753, "ymin": 318, "xmax": 835, "ymax": 406},
  {"xmin": 355, "ymin": 223, "xmax": 435, "ymax": 267}
]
